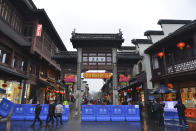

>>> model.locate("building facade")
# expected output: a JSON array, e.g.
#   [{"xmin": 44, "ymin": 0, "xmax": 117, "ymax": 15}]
[
  {"xmin": 0, "ymin": 0, "xmax": 67, "ymax": 104},
  {"xmin": 144, "ymin": 19, "xmax": 196, "ymax": 111}
]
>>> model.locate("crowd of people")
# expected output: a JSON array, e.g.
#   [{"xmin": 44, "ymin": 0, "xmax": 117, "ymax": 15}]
[
  {"xmin": 31, "ymin": 100, "xmax": 64, "ymax": 127},
  {"xmin": 147, "ymin": 98, "xmax": 188, "ymax": 129},
  {"xmin": 82, "ymin": 98, "xmax": 111, "ymax": 105}
]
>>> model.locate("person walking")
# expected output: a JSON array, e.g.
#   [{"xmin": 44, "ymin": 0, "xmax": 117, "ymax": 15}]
[
  {"xmin": 31, "ymin": 100, "xmax": 42, "ymax": 127},
  {"xmin": 45, "ymin": 100, "xmax": 56, "ymax": 126},
  {"xmin": 152, "ymin": 99, "xmax": 165, "ymax": 128},
  {"xmin": 55, "ymin": 101, "xmax": 64, "ymax": 126},
  {"xmin": 174, "ymin": 100, "xmax": 188, "ymax": 127},
  {"xmin": 158, "ymin": 100, "xmax": 165, "ymax": 127}
]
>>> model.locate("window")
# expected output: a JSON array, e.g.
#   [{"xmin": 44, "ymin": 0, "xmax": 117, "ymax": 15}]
[
  {"xmin": 82, "ymin": 57, "xmax": 88, "ymax": 62},
  {"xmin": 0, "ymin": 47, "xmax": 11, "ymax": 65},
  {"xmin": 24, "ymin": 26, "xmax": 33, "ymax": 36},
  {"xmin": 165, "ymin": 52, "xmax": 173, "ymax": 66},
  {"xmin": 152, "ymin": 55, "xmax": 159, "ymax": 69},
  {"xmin": 98, "ymin": 53, "xmax": 105, "ymax": 56},
  {"xmin": 82, "ymin": 53, "xmax": 88, "ymax": 56},
  {"xmin": 107, "ymin": 53, "xmax": 111, "ymax": 56},
  {"xmin": 138, "ymin": 62, "xmax": 142, "ymax": 73},
  {"xmin": 107, "ymin": 57, "xmax": 112, "ymax": 62}
]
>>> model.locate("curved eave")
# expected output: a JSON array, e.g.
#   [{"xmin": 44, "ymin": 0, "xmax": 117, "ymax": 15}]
[{"xmin": 71, "ymin": 39, "xmax": 124, "ymax": 49}]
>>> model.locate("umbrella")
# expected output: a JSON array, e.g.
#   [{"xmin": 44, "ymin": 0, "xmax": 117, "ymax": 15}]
[
  {"xmin": 127, "ymin": 98, "xmax": 132, "ymax": 102},
  {"xmin": 153, "ymin": 85, "xmax": 177, "ymax": 100},
  {"xmin": 154, "ymin": 85, "xmax": 170, "ymax": 94}
]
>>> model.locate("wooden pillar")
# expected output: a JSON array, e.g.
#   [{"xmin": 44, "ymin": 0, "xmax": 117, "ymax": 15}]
[
  {"xmin": 162, "ymin": 48, "xmax": 168, "ymax": 75},
  {"xmin": 75, "ymin": 48, "xmax": 82, "ymax": 115}
]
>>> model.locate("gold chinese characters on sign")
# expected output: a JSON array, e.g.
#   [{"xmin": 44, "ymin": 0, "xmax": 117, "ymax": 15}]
[{"xmin": 83, "ymin": 73, "xmax": 112, "ymax": 79}]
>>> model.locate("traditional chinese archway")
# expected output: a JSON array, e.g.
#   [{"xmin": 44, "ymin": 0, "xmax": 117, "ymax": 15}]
[{"xmin": 53, "ymin": 30, "xmax": 141, "ymax": 115}]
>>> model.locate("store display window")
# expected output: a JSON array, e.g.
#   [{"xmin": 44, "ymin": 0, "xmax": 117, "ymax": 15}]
[
  {"xmin": 181, "ymin": 88, "xmax": 196, "ymax": 108},
  {"xmin": 0, "ymin": 80, "xmax": 22, "ymax": 104}
]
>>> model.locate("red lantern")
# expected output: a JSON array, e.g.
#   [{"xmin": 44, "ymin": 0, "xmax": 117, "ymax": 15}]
[
  {"xmin": 167, "ymin": 83, "xmax": 173, "ymax": 89},
  {"xmin": 119, "ymin": 91, "xmax": 123, "ymax": 95},
  {"xmin": 136, "ymin": 87, "xmax": 140, "ymax": 91},
  {"xmin": 109, "ymin": 93, "xmax": 113, "ymax": 96},
  {"xmin": 56, "ymin": 91, "xmax": 59, "ymax": 94},
  {"xmin": 177, "ymin": 42, "xmax": 185, "ymax": 50},
  {"xmin": 2, "ymin": 83, "xmax": 7, "ymax": 87},
  {"xmin": 186, "ymin": 45, "xmax": 190, "ymax": 49},
  {"xmin": 157, "ymin": 52, "xmax": 163, "ymax": 58},
  {"xmin": 126, "ymin": 89, "xmax": 132, "ymax": 93},
  {"xmin": 18, "ymin": 86, "xmax": 22, "ymax": 89}
]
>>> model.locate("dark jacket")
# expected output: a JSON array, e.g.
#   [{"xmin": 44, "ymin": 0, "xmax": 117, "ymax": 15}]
[
  {"xmin": 152, "ymin": 102, "xmax": 164, "ymax": 119},
  {"xmin": 48, "ymin": 103, "xmax": 56, "ymax": 115},
  {"xmin": 174, "ymin": 102, "xmax": 186, "ymax": 116},
  {"xmin": 35, "ymin": 104, "xmax": 42, "ymax": 115}
]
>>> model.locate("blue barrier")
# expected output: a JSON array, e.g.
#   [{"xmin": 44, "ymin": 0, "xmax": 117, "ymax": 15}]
[
  {"xmin": 81, "ymin": 105, "xmax": 96, "ymax": 121},
  {"xmin": 96, "ymin": 105, "xmax": 110, "ymax": 121},
  {"xmin": 40, "ymin": 104, "xmax": 49, "ymax": 121},
  {"xmin": 62, "ymin": 105, "xmax": 69, "ymax": 121},
  {"xmin": 164, "ymin": 109, "xmax": 178, "ymax": 120},
  {"xmin": 11, "ymin": 104, "xmax": 25, "ymax": 120},
  {"xmin": 110, "ymin": 105, "xmax": 125, "ymax": 121},
  {"xmin": 0, "ymin": 98, "xmax": 14, "ymax": 117},
  {"xmin": 125, "ymin": 105, "xmax": 140, "ymax": 121},
  {"xmin": 24, "ymin": 104, "xmax": 36, "ymax": 120}
]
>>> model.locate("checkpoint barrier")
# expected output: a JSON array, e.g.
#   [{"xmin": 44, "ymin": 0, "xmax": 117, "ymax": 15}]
[
  {"xmin": 11, "ymin": 104, "xmax": 69, "ymax": 121},
  {"xmin": 110, "ymin": 105, "xmax": 125, "ymax": 121},
  {"xmin": 81, "ymin": 105, "xmax": 96, "ymax": 121},
  {"xmin": 24, "ymin": 104, "xmax": 36, "ymax": 120},
  {"xmin": 11, "ymin": 104, "xmax": 25, "ymax": 120},
  {"xmin": 96, "ymin": 105, "xmax": 111, "ymax": 121},
  {"xmin": 62, "ymin": 105, "xmax": 69, "ymax": 121},
  {"xmin": 40, "ymin": 104, "xmax": 49, "ymax": 121},
  {"xmin": 0, "ymin": 99, "xmax": 70, "ymax": 121},
  {"xmin": 125, "ymin": 105, "xmax": 140, "ymax": 121},
  {"xmin": 164, "ymin": 109, "xmax": 178, "ymax": 120},
  {"xmin": 0, "ymin": 98, "xmax": 14, "ymax": 117},
  {"xmin": 81, "ymin": 105, "xmax": 140, "ymax": 121}
]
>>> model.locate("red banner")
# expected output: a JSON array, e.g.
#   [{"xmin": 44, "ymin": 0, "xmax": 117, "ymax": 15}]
[{"xmin": 36, "ymin": 24, "xmax": 42, "ymax": 37}]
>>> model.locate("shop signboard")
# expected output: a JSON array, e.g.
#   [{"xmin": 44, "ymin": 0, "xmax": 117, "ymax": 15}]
[
  {"xmin": 64, "ymin": 74, "xmax": 75, "ymax": 83},
  {"xmin": 168, "ymin": 59, "xmax": 196, "ymax": 74},
  {"xmin": 83, "ymin": 72, "xmax": 112, "ymax": 79},
  {"xmin": 36, "ymin": 24, "xmax": 42, "ymax": 37}
]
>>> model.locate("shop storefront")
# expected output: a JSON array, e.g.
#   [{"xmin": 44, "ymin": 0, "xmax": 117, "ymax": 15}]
[
  {"xmin": 0, "ymin": 80, "xmax": 22, "ymax": 104},
  {"xmin": 181, "ymin": 87, "xmax": 196, "ymax": 108}
]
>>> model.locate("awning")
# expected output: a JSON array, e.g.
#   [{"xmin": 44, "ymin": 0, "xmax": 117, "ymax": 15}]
[{"xmin": 0, "ymin": 64, "xmax": 27, "ymax": 80}]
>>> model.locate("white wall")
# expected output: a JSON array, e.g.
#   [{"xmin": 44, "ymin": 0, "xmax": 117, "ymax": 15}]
[
  {"xmin": 150, "ymin": 35, "xmax": 165, "ymax": 43},
  {"xmin": 161, "ymin": 24, "xmax": 185, "ymax": 36},
  {"xmin": 133, "ymin": 43, "xmax": 153, "ymax": 89}
]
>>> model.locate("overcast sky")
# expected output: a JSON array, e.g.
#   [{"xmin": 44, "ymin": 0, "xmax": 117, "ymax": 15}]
[{"xmin": 33, "ymin": 0, "xmax": 196, "ymax": 93}]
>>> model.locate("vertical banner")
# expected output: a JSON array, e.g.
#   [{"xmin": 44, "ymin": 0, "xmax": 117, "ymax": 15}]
[{"xmin": 36, "ymin": 24, "xmax": 42, "ymax": 37}]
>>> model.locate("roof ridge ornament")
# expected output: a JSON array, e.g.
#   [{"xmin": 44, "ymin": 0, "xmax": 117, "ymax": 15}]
[
  {"xmin": 119, "ymin": 28, "xmax": 122, "ymax": 37},
  {"xmin": 72, "ymin": 28, "xmax": 76, "ymax": 37}
]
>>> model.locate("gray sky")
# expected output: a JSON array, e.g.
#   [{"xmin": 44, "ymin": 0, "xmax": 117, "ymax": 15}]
[{"xmin": 33, "ymin": 0, "xmax": 196, "ymax": 93}]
